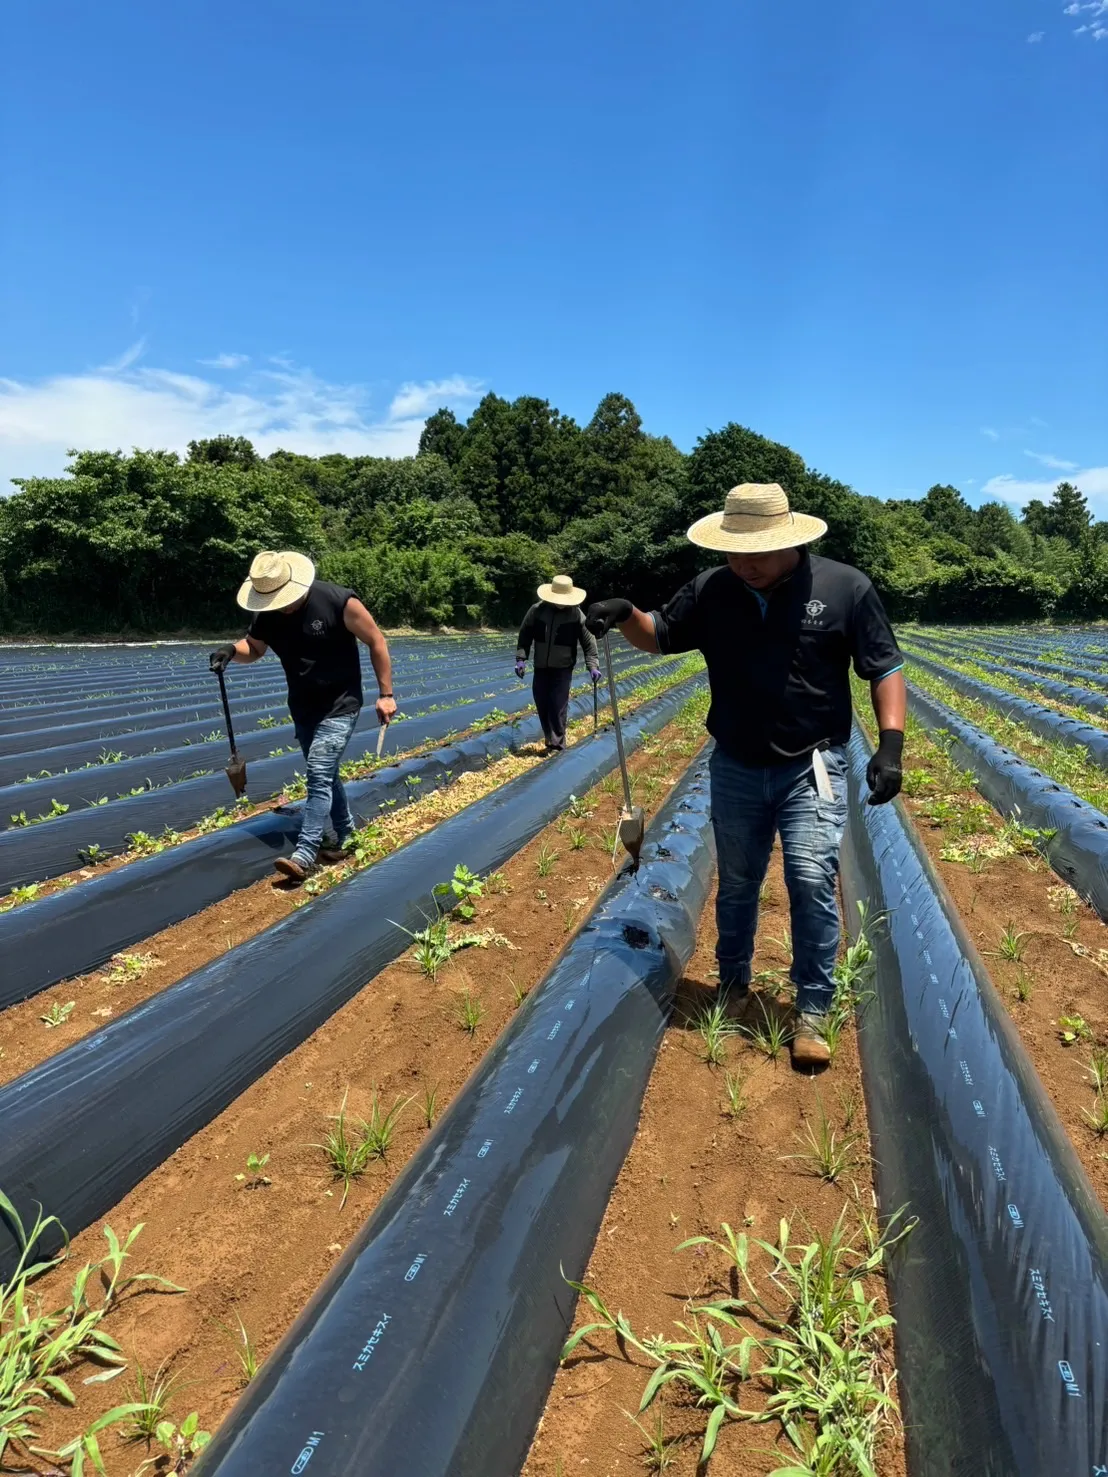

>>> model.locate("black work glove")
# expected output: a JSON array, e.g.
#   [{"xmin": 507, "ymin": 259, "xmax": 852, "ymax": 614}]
[
  {"xmin": 866, "ymin": 729, "xmax": 904, "ymax": 805},
  {"xmin": 586, "ymin": 597, "xmax": 633, "ymax": 636},
  {"xmin": 209, "ymin": 643, "xmax": 237, "ymax": 674}
]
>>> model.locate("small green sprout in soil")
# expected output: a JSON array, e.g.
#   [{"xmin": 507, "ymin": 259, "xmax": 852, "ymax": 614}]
[
  {"xmin": 1059, "ymin": 1014, "xmax": 1093, "ymax": 1045},
  {"xmin": 695, "ymin": 1002, "xmax": 738, "ymax": 1068},
  {"xmin": 722, "ymin": 1070, "xmax": 747, "ymax": 1120},
  {"xmin": 236, "ymin": 1152, "xmax": 271, "ymax": 1188},
  {"xmin": 423, "ymin": 1084, "xmax": 439, "ymax": 1128},
  {"xmin": 536, "ymin": 843, "xmax": 559, "ymax": 877},
  {"xmin": 135, "ymin": 1411, "xmax": 210, "ymax": 1473}
]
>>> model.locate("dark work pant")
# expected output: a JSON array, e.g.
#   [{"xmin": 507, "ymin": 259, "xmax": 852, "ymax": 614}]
[{"xmin": 532, "ymin": 667, "xmax": 574, "ymax": 749}]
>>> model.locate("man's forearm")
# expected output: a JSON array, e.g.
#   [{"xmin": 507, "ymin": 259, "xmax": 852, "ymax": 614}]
[
  {"xmin": 368, "ymin": 637, "xmax": 393, "ymax": 696},
  {"xmin": 871, "ymin": 670, "xmax": 906, "ymax": 731},
  {"xmin": 232, "ymin": 637, "xmax": 263, "ymax": 664},
  {"xmin": 617, "ymin": 608, "xmax": 660, "ymax": 654}
]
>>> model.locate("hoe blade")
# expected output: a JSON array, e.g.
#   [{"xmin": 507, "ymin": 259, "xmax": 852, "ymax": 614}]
[
  {"xmin": 618, "ymin": 805, "xmax": 646, "ymax": 870},
  {"xmin": 225, "ymin": 752, "xmax": 248, "ymax": 799}
]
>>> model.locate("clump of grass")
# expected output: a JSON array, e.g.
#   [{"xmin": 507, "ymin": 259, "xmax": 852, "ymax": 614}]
[
  {"xmin": 536, "ymin": 843, "xmax": 559, "ymax": 877},
  {"xmin": 422, "ymin": 1084, "xmax": 439, "ymax": 1128},
  {"xmin": 787, "ymin": 1101, "xmax": 861, "ymax": 1184},
  {"xmin": 990, "ymin": 921, "xmax": 1030, "ymax": 964},
  {"xmin": 1082, "ymin": 1096, "xmax": 1108, "ymax": 1137},
  {"xmin": 566, "ymin": 825, "xmax": 588, "ymax": 851},
  {"xmin": 228, "ymin": 1315, "xmax": 261, "ymax": 1385},
  {"xmin": 510, "ymin": 976, "xmax": 530, "ymax": 1008},
  {"xmin": 624, "ymin": 1406, "xmax": 680, "ymax": 1471},
  {"xmin": 1087, "ymin": 1048, "xmax": 1108, "ymax": 1096},
  {"xmin": 315, "ymin": 1089, "xmax": 412, "ymax": 1207},
  {"xmin": 456, "ymin": 991, "xmax": 485, "ymax": 1034},
  {"xmin": 362, "ymin": 1088, "xmax": 412, "ymax": 1159},
  {"xmin": 694, "ymin": 1001, "xmax": 737, "ymax": 1067},
  {"xmin": 722, "ymin": 1070, "xmax": 747, "ymax": 1120},
  {"xmin": 741, "ymin": 999, "xmax": 792, "ymax": 1060},
  {"xmin": 126, "ymin": 1355, "xmax": 179, "ymax": 1441},
  {"xmin": 1013, "ymin": 969, "xmax": 1034, "ymax": 1003}
]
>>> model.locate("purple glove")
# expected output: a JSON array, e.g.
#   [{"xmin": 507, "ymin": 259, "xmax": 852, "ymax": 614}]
[
  {"xmin": 515, "ymin": 661, "xmax": 526, "ymax": 679},
  {"xmin": 589, "ymin": 667, "xmax": 601, "ymax": 683}
]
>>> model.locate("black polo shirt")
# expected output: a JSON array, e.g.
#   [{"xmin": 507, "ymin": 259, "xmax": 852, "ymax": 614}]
[
  {"xmin": 248, "ymin": 581, "xmax": 364, "ymax": 726},
  {"xmin": 651, "ymin": 552, "xmax": 901, "ymax": 765}
]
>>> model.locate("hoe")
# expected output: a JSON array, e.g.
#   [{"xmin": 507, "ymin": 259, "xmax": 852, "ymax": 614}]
[{"xmin": 602, "ymin": 631, "xmax": 645, "ymax": 869}]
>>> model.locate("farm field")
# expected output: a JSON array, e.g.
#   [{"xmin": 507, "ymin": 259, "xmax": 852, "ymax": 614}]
[{"xmin": 3, "ymin": 629, "xmax": 1108, "ymax": 1477}]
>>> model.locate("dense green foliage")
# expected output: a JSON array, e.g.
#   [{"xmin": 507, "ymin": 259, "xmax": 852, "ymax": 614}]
[{"xmin": 0, "ymin": 394, "xmax": 1104, "ymax": 632}]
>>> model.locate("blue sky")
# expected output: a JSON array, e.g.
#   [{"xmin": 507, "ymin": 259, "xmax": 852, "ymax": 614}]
[{"xmin": 1, "ymin": 0, "xmax": 1105, "ymax": 511}]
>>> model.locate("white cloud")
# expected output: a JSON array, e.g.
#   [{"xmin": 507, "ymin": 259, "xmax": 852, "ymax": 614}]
[
  {"xmin": 97, "ymin": 338, "xmax": 146, "ymax": 373},
  {"xmin": 1065, "ymin": 0, "xmax": 1108, "ymax": 37},
  {"xmin": 1023, "ymin": 449, "xmax": 1079, "ymax": 470},
  {"xmin": 980, "ymin": 425, "xmax": 1000, "ymax": 441},
  {"xmin": 199, "ymin": 352, "xmax": 250, "ymax": 369},
  {"xmin": 0, "ymin": 358, "xmax": 484, "ymax": 489},
  {"xmin": 1027, "ymin": 30, "xmax": 1045, "ymax": 41},
  {"xmin": 981, "ymin": 466, "xmax": 1108, "ymax": 511},
  {"xmin": 388, "ymin": 376, "xmax": 483, "ymax": 421}
]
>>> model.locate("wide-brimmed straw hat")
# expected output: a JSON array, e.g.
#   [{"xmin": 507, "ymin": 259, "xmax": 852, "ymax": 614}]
[
  {"xmin": 236, "ymin": 550, "xmax": 316, "ymax": 612},
  {"xmin": 687, "ymin": 484, "xmax": 827, "ymax": 553},
  {"xmin": 537, "ymin": 573, "xmax": 586, "ymax": 606}
]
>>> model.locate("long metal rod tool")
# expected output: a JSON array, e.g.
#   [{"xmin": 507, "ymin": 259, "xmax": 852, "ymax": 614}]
[
  {"xmin": 603, "ymin": 631, "xmax": 645, "ymax": 867},
  {"xmin": 215, "ymin": 668, "xmax": 248, "ymax": 797}
]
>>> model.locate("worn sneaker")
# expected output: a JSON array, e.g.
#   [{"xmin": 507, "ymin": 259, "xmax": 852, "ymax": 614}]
[
  {"xmin": 274, "ymin": 855, "xmax": 315, "ymax": 884},
  {"xmin": 790, "ymin": 1012, "xmax": 832, "ymax": 1068}
]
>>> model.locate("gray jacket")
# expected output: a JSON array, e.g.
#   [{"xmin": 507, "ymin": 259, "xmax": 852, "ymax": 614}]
[{"xmin": 516, "ymin": 602, "xmax": 599, "ymax": 671}]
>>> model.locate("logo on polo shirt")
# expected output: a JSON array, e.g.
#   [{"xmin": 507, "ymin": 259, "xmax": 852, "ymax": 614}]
[
  {"xmin": 803, "ymin": 599, "xmax": 826, "ymax": 624},
  {"xmin": 310, "ymin": 618, "xmax": 324, "ymax": 634}
]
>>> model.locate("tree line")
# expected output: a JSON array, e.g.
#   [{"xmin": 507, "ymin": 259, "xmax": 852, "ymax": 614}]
[{"xmin": 0, "ymin": 390, "xmax": 1104, "ymax": 634}]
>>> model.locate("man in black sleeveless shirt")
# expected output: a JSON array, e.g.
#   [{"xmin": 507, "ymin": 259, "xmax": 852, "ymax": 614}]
[{"xmin": 210, "ymin": 550, "xmax": 397, "ymax": 882}]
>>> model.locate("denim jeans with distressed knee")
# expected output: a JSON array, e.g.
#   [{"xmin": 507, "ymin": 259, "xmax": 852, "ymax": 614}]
[
  {"xmin": 291, "ymin": 711, "xmax": 359, "ymax": 867},
  {"xmin": 708, "ymin": 743, "xmax": 848, "ymax": 1017}
]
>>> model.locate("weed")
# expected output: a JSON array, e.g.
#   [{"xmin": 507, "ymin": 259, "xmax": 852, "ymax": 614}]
[
  {"xmin": 423, "ymin": 1084, "xmax": 439, "ymax": 1128},
  {"xmin": 256, "ymin": 715, "xmax": 280, "ymax": 728},
  {"xmin": 485, "ymin": 869, "xmax": 509, "ymax": 894},
  {"xmin": 991, "ymin": 921, "xmax": 1030, "ymax": 964},
  {"xmin": 361, "ymin": 1088, "xmax": 412, "ymax": 1159},
  {"xmin": 95, "ymin": 749, "xmax": 125, "ymax": 765},
  {"xmin": 433, "ymin": 862, "xmax": 485, "ymax": 920},
  {"xmin": 40, "ymin": 1000, "xmax": 75, "ymax": 1028},
  {"xmin": 536, "ymin": 843, "xmax": 559, "ymax": 877},
  {"xmin": 624, "ymin": 1406, "xmax": 680, "ymax": 1470},
  {"xmin": 1013, "ymin": 970, "xmax": 1034, "ymax": 1003},
  {"xmin": 1059, "ymin": 1014, "xmax": 1093, "ymax": 1045},
  {"xmin": 229, "ymin": 1316, "xmax": 260, "ymax": 1385},
  {"xmin": 77, "ymin": 842, "xmax": 110, "ymax": 865},
  {"xmin": 399, "ymin": 916, "xmax": 455, "ymax": 980},
  {"xmin": 695, "ymin": 1002, "xmax": 737, "ymax": 1067},
  {"xmin": 788, "ymin": 1102, "xmax": 861, "ymax": 1184},
  {"xmin": 510, "ymin": 976, "xmax": 530, "ymax": 1008},
  {"xmin": 235, "ymin": 1152, "xmax": 271, "ymax": 1188},
  {"xmin": 1082, "ymin": 1096, "xmax": 1108, "ymax": 1137},
  {"xmin": 599, "ymin": 824, "xmax": 619, "ymax": 857},
  {"xmin": 0, "ymin": 1192, "xmax": 183, "ymax": 1471},
  {"xmin": 126, "ymin": 1357, "xmax": 179, "ymax": 1441},
  {"xmin": 723, "ymin": 1070, "xmax": 747, "ymax": 1120},
  {"xmin": 102, "ymin": 951, "xmax": 158, "ymax": 987},
  {"xmin": 135, "ymin": 1411, "xmax": 210, "ymax": 1472},
  {"xmin": 8, "ymin": 812, "xmax": 28, "ymax": 827},
  {"xmin": 315, "ymin": 1092, "xmax": 368, "ymax": 1208},
  {"xmin": 2, "ymin": 882, "xmax": 42, "ymax": 911},
  {"xmin": 1088, "ymin": 1048, "xmax": 1108, "ymax": 1096},
  {"xmin": 567, "ymin": 825, "xmax": 588, "ymax": 850},
  {"xmin": 456, "ymin": 991, "xmax": 485, "ymax": 1034},
  {"xmin": 742, "ymin": 999, "xmax": 792, "ymax": 1060}
]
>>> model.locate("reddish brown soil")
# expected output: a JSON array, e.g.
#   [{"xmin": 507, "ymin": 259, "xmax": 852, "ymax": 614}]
[
  {"xmin": 521, "ymin": 864, "xmax": 904, "ymax": 1477},
  {"xmin": 898, "ymin": 742, "xmax": 1108, "ymax": 1209},
  {"xmin": 7, "ymin": 714, "xmax": 707, "ymax": 1475}
]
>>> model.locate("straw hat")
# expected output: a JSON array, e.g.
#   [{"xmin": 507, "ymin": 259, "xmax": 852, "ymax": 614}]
[
  {"xmin": 236, "ymin": 550, "xmax": 316, "ymax": 612},
  {"xmin": 687, "ymin": 484, "xmax": 827, "ymax": 553},
  {"xmin": 537, "ymin": 573, "xmax": 586, "ymax": 607}
]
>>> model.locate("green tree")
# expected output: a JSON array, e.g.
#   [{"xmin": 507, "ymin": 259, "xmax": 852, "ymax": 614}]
[
  {"xmin": 1056, "ymin": 534, "xmax": 1108, "ymax": 619},
  {"xmin": 418, "ymin": 408, "xmax": 465, "ymax": 466},
  {"xmin": 187, "ymin": 435, "xmax": 261, "ymax": 467},
  {"xmin": 1041, "ymin": 481, "xmax": 1091, "ymax": 547},
  {"xmin": 684, "ymin": 423, "xmax": 808, "ymax": 524},
  {"xmin": 919, "ymin": 484, "xmax": 975, "ymax": 542}
]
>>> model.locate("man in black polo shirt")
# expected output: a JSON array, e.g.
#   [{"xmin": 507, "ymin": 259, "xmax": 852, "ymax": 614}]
[
  {"xmin": 209, "ymin": 550, "xmax": 397, "ymax": 884},
  {"xmin": 587, "ymin": 483, "xmax": 905, "ymax": 1068}
]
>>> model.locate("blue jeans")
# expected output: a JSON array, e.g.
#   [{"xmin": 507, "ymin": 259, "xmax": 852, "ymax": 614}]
[
  {"xmin": 709, "ymin": 743, "xmax": 848, "ymax": 1017},
  {"xmin": 291, "ymin": 711, "xmax": 359, "ymax": 866}
]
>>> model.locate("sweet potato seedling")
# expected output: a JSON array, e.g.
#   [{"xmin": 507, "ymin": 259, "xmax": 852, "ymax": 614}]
[
  {"xmin": 40, "ymin": 1000, "xmax": 75, "ymax": 1028},
  {"xmin": 236, "ymin": 1152, "xmax": 271, "ymax": 1188}
]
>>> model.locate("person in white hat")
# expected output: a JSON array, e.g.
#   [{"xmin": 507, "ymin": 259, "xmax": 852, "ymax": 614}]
[
  {"xmin": 514, "ymin": 574, "xmax": 601, "ymax": 753},
  {"xmin": 209, "ymin": 551, "xmax": 397, "ymax": 883},
  {"xmin": 587, "ymin": 484, "xmax": 906, "ymax": 1069}
]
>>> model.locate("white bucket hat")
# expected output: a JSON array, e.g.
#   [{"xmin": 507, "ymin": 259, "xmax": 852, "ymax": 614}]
[
  {"xmin": 687, "ymin": 484, "xmax": 827, "ymax": 554},
  {"xmin": 236, "ymin": 550, "xmax": 316, "ymax": 612},
  {"xmin": 537, "ymin": 573, "xmax": 586, "ymax": 607}
]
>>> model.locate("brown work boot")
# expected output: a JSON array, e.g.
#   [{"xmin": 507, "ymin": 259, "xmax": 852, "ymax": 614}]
[
  {"xmin": 791, "ymin": 1011, "xmax": 832, "ymax": 1068},
  {"xmin": 718, "ymin": 981, "xmax": 756, "ymax": 1025},
  {"xmin": 274, "ymin": 855, "xmax": 314, "ymax": 884}
]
